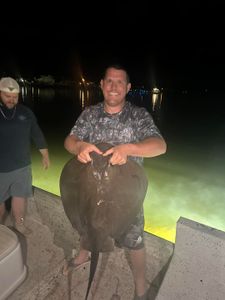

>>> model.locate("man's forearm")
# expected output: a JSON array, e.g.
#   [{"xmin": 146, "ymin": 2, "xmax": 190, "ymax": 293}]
[
  {"xmin": 125, "ymin": 137, "xmax": 167, "ymax": 158},
  {"xmin": 39, "ymin": 148, "xmax": 49, "ymax": 157},
  {"xmin": 64, "ymin": 135, "xmax": 83, "ymax": 155}
]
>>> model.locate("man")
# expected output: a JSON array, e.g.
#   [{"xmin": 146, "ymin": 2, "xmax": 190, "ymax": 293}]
[
  {"xmin": 0, "ymin": 77, "xmax": 50, "ymax": 234},
  {"xmin": 64, "ymin": 65, "xmax": 167, "ymax": 299}
]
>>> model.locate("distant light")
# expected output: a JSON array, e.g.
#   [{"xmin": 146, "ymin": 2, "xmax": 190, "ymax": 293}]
[{"xmin": 152, "ymin": 87, "xmax": 160, "ymax": 94}]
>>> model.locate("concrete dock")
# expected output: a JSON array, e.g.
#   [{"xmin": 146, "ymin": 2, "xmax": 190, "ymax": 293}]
[
  {"xmin": 3, "ymin": 187, "xmax": 174, "ymax": 300},
  {"xmin": 3, "ymin": 187, "xmax": 225, "ymax": 299}
]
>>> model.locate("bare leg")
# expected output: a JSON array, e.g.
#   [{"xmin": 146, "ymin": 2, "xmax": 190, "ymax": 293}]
[
  {"xmin": 0, "ymin": 202, "xmax": 6, "ymax": 224},
  {"xmin": 11, "ymin": 196, "xmax": 31, "ymax": 234},
  {"xmin": 73, "ymin": 246, "xmax": 90, "ymax": 265},
  {"xmin": 129, "ymin": 247, "xmax": 147, "ymax": 298},
  {"xmin": 63, "ymin": 239, "xmax": 90, "ymax": 275},
  {"xmin": 11, "ymin": 196, "xmax": 26, "ymax": 224}
]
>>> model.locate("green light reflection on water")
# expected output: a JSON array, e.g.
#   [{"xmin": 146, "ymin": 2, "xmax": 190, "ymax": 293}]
[{"xmin": 31, "ymin": 140, "xmax": 225, "ymax": 244}]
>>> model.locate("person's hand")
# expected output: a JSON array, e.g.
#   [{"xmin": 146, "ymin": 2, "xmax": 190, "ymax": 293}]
[
  {"xmin": 103, "ymin": 144, "xmax": 128, "ymax": 165},
  {"xmin": 77, "ymin": 142, "xmax": 102, "ymax": 163},
  {"xmin": 39, "ymin": 149, "xmax": 50, "ymax": 169},
  {"xmin": 42, "ymin": 155, "xmax": 50, "ymax": 169}
]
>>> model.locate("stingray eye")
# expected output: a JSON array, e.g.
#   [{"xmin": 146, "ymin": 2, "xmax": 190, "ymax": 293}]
[{"xmin": 104, "ymin": 170, "xmax": 109, "ymax": 180}]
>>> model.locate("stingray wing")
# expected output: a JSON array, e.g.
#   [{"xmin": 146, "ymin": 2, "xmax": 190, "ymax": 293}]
[
  {"xmin": 59, "ymin": 158, "xmax": 88, "ymax": 236},
  {"xmin": 60, "ymin": 143, "xmax": 148, "ymax": 252}
]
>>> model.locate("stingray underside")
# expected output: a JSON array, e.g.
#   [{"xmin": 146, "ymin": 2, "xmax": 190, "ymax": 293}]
[{"xmin": 59, "ymin": 142, "xmax": 148, "ymax": 252}]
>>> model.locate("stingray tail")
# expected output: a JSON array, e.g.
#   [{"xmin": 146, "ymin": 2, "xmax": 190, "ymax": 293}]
[{"xmin": 85, "ymin": 251, "xmax": 99, "ymax": 300}]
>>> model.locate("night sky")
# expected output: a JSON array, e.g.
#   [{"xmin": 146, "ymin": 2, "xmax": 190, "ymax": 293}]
[{"xmin": 0, "ymin": 1, "xmax": 224, "ymax": 88}]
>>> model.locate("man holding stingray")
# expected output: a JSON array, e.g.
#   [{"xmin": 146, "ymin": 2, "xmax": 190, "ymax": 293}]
[{"xmin": 63, "ymin": 64, "xmax": 167, "ymax": 299}]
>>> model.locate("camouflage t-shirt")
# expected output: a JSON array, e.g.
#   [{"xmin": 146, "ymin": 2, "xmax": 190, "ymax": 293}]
[{"xmin": 70, "ymin": 101, "xmax": 162, "ymax": 164}]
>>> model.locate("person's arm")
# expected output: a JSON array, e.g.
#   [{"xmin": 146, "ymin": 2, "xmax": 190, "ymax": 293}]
[
  {"xmin": 64, "ymin": 135, "xmax": 85, "ymax": 155},
  {"xmin": 29, "ymin": 107, "xmax": 50, "ymax": 169},
  {"xmin": 64, "ymin": 135, "xmax": 102, "ymax": 163},
  {"xmin": 123, "ymin": 136, "xmax": 167, "ymax": 158},
  {"xmin": 103, "ymin": 137, "xmax": 167, "ymax": 165},
  {"xmin": 39, "ymin": 148, "xmax": 50, "ymax": 169}
]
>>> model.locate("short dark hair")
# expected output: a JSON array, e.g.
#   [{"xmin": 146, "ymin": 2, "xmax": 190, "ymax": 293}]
[{"xmin": 103, "ymin": 64, "xmax": 130, "ymax": 83}]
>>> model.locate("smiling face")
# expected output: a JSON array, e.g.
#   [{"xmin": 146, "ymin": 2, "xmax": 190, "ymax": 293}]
[
  {"xmin": 0, "ymin": 91, "xmax": 19, "ymax": 109},
  {"xmin": 100, "ymin": 67, "xmax": 131, "ymax": 114}
]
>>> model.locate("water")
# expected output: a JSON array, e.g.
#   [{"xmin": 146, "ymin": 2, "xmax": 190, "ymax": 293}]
[{"xmin": 24, "ymin": 86, "xmax": 225, "ymax": 242}]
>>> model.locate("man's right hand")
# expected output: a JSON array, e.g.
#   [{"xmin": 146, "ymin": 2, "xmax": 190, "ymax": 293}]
[{"xmin": 77, "ymin": 142, "xmax": 103, "ymax": 163}]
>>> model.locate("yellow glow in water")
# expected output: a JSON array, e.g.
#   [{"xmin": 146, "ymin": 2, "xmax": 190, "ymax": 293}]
[
  {"xmin": 145, "ymin": 223, "xmax": 176, "ymax": 243},
  {"xmin": 32, "ymin": 138, "xmax": 225, "ymax": 245}
]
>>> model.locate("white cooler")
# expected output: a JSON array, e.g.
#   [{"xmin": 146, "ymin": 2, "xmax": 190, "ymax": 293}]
[{"xmin": 0, "ymin": 225, "xmax": 27, "ymax": 300}]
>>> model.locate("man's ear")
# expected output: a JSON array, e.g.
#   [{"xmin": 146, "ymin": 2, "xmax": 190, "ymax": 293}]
[{"xmin": 127, "ymin": 83, "xmax": 131, "ymax": 93}]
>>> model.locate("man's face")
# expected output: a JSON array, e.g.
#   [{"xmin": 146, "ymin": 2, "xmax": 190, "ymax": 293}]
[
  {"xmin": 0, "ymin": 91, "xmax": 19, "ymax": 109},
  {"xmin": 100, "ymin": 68, "xmax": 131, "ymax": 111}
]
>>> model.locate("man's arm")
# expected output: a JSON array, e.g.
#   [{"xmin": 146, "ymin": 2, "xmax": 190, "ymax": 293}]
[
  {"xmin": 103, "ymin": 137, "xmax": 167, "ymax": 165},
  {"xmin": 125, "ymin": 136, "xmax": 167, "ymax": 158},
  {"xmin": 39, "ymin": 148, "xmax": 50, "ymax": 169},
  {"xmin": 64, "ymin": 135, "xmax": 102, "ymax": 163}
]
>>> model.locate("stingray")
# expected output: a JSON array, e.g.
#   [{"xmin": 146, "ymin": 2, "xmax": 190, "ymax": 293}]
[{"xmin": 59, "ymin": 142, "xmax": 148, "ymax": 299}]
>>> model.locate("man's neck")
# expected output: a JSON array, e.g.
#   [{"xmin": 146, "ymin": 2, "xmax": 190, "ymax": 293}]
[{"xmin": 104, "ymin": 102, "xmax": 126, "ymax": 115}]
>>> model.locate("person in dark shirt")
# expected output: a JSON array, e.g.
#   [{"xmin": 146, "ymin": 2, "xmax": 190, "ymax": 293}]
[
  {"xmin": 0, "ymin": 77, "xmax": 50, "ymax": 234},
  {"xmin": 63, "ymin": 65, "xmax": 167, "ymax": 300}
]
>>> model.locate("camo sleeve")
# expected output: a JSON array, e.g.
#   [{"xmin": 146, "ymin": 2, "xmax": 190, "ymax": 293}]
[
  {"xmin": 69, "ymin": 106, "xmax": 93, "ymax": 141},
  {"xmin": 133, "ymin": 106, "xmax": 163, "ymax": 141}
]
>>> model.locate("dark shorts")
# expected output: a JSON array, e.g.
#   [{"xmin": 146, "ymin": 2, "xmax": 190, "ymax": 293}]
[
  {"xmin": 0, "ymin": 166, "xmax": 33, "ymax": 203},
  {"xmin": 115, "ymin": 207, "xmax": 145, "ymax": 250}
]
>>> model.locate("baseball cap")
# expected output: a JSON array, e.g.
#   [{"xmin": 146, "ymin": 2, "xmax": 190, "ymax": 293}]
[{"xmin": 0, "ymin": 77, "xmax": 20, "ymax": 93}]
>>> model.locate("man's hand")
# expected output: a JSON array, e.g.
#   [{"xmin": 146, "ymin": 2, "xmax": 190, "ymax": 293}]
[
  {"xmin": 39, "ymin": 149, "xmax": 50, "ymax": 169},
  {"xmin": 42, "ymin": 155, "xmax": 50, "ymax": 169},
  {"xmin": 103, "ymin": 144, "xmax": 128, "ymax": 165},
  {"xmin": 77, "ymin": 142, "xmax": 103, "ymax": 163}
]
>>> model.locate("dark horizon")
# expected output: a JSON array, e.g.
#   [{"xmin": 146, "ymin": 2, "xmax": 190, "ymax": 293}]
[{"xmin": 0, "ymin": 2, "xmax": 224, "ymax": 89}]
